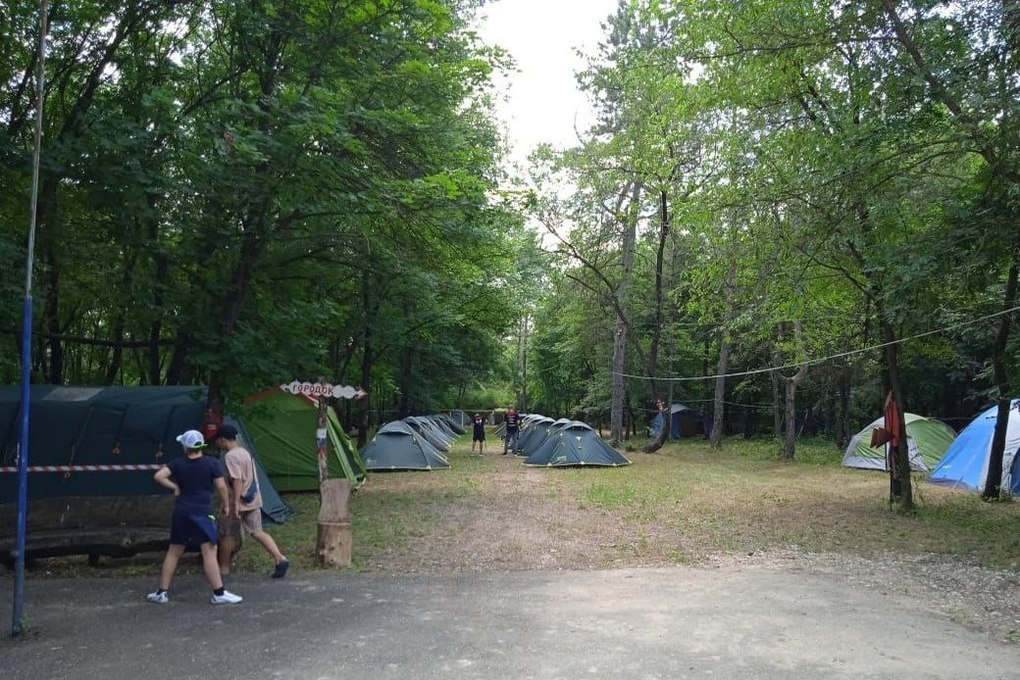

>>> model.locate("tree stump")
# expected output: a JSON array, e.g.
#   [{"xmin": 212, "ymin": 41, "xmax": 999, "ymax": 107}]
[{"xmin": 316, "ymin": 478, "xmax": 352, "ymax": 567}]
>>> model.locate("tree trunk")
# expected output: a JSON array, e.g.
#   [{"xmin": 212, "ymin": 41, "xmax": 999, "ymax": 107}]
[
  {"xmin": 357, "ymin": 338, "xmax": 373, "ymax": 449},
  {"xmin": 520, "ymin": 314, "xmax": 530, "ymax": 411},
  {"xmin": 879, "ymin": 317, "xmax": 913, "ymax": 510},
  {"xmin": 983, "ymin": 252, "xmax": 1019, "ymax": 499},
  {"xmin": 610, "ymin": 321, "xmax": 628, "ymax": 445},
  {"xmin": 610, "ymin": 183, "xmax": 640, "ymax": 446},
  {"xmin": 643, "ymin": 401, "xmax": 670, "ymax": 453},
  {"xmin": 647, "ymin": 189, "xmax": 671, "ymax": 399},
  {"xmin": 834, "ymin": 363, "xmax": 851, "ymax": 449},
  {"xmin": 771, "ymin": 366, "xmax": 783, "ymax": 437},
  {"xmin": 710, "ymin": 252, "xmax": 737, "ymax": 449},
  {"xmin": 782, "ymin": 379, "xmax": 798, "ymax": 459},
  {"xmin": 779, "ymin": 321, "xmax": 809, "ymax": 460},
  {"xmin": 357, "ymin": 272, "xmax": 377, "ymax": 448}
]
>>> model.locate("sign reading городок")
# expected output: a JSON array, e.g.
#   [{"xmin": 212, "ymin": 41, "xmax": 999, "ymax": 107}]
[{"xmin": 280, "ymin": 381, "xmax": 367, "ymax": 400}]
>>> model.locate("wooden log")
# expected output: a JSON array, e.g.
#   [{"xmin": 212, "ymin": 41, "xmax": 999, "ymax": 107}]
[
  {"xmin": 315, "ymin": 519, "xmax": 352, "ymax": 567},
  {"xmin": 0, "ymin": 527, "xmax": 169, "ymax": 563},
  {"xmin": 316, "ymin": 478, "xmax": 352, "ymax": 567}
]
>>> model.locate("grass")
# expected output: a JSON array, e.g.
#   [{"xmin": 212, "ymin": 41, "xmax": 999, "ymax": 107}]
[{"xmin": 11, "ymin": 434, "xmax": 1020, "ymax": 578}]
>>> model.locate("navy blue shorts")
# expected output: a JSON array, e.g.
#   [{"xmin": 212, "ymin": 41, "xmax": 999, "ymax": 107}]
[{"xmin": 169, "ymin": 510, "xmax": 219, "ymax": 547}]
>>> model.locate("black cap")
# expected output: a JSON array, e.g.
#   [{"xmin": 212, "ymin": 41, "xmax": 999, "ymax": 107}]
[{"xmin": 211, "ymin": 423, "xmax": 239, "ymax": 441}]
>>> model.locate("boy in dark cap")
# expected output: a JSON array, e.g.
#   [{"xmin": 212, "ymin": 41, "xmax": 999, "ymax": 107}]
[{"xmin": 210, "ymin": 424, "xmax": 290, "ymax": 579}]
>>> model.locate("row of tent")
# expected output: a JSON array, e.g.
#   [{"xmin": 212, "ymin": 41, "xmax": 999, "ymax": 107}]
[
  {"xmin": 842, "ymin": 405, "xmax": 1020, "ymax": 494},
  {"xmin": 360, "ymin": 415, "xmax": 464, "ymax": 470},
  {"xmin": 504, "ymin": 414, "xmax": 631, "ymax": 467},
  {"xmin": 361, "ymin": 412, "xmax": 630, "ymax": 469}
]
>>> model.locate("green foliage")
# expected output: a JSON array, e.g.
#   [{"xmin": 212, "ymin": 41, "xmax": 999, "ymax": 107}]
[
  {"xmin": 0, "ymin": 0, "xmax": 521, "ymax": 428},
  {"xmin": 525, "ymin": 0, "xmax": 1020, "ymax": 448}
]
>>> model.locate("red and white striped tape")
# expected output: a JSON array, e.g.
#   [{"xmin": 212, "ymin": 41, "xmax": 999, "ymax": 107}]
[{"xmin": 0, "ymin": 464, "xmax": 163, "ymax": 473}]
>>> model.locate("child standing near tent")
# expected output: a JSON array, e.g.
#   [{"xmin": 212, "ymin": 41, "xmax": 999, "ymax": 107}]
[
  {"xmin": 211, "ymin": 424, "xmax": 290, "ymax": 579},
  {"xmin": 471, "ymin": 413, "xmax": 486, "ymax": 454},
  {"xmin": 147, "ymin": 430, "xmax": 242, "ymax": 605}
]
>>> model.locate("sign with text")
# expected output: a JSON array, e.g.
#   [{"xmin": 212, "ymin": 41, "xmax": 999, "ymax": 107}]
[{"xmin": 280, "ymin": 381, "xmax": 367, "ymax": 400}]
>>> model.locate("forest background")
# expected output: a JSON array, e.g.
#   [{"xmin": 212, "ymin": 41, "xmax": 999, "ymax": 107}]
[{"xmin": 2, "ymin": 1, "xmax": 1019, "ymax": 492}]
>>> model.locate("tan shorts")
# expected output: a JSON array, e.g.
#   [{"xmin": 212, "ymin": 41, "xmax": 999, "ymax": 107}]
[{"xmin": 219, "ymin": 509, "xmax": 262, "ymax": 536}]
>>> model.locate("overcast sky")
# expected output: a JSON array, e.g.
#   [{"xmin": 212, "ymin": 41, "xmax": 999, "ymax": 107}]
[{"xmin": 473, "ymin": 0, "xmax": 620, "ymax": 170}]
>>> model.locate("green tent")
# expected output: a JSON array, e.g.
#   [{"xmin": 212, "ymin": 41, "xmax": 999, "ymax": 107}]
[
  {"xmin": 842, "ymin": 413, "xmax": 955, "ymax": 473},
  {"xmin": 241, "ymin": 388, "xmax": 366, "ymax": 492}
]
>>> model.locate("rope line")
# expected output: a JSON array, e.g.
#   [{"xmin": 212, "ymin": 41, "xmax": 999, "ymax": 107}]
[{"xmin": 616, "ymin": 305, "xmax": 1020, "ymax": 383}]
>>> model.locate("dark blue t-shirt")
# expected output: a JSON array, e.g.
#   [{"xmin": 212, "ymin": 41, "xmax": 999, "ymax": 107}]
[
  {"xmin": 505, "ymin": 412, "xmax": 520, "ymax": 431},
  {"xmin": 167, "ymin": 455, "xmax": 224, "ymax": 515}
]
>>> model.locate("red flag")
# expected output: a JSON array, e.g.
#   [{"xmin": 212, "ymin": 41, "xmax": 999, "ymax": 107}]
[
  {"xmin": 870, "ymin": 427, "xmax": 892, "ymax": 448},
  {"xmin": 884, "ymin": 392, "xmax": 901, "ymax": 446}
]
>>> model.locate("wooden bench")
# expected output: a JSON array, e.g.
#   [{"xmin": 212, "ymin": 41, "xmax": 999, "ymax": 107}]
[{"xmin": 0, "ymin": 495, "xmax": 174, "ymax": 566}]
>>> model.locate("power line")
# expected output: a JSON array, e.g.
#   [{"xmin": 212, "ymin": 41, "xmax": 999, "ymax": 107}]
[{"xmin": 616, "ymin": 304, "xmax": 1020, "ymax": 383}]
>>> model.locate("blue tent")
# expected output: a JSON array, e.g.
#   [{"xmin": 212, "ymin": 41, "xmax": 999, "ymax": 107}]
[
  {"xmin": 649, "ymin": 404, "xmax": 708, "ymax": 439},
  {"xmin": 361, "ymin": 421, "xmax": 450, "ymax": 471},
  {"xmin": 524, "ymin": 421, "xmax": 630, "ymax": 467},
  {"xmin": 928, "ymin": 401, "xmax": 1020, "ymax": 494}
]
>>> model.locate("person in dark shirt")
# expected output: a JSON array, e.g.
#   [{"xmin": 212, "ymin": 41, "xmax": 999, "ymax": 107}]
[
  {"xmin": 146, "ymin": 429, "xmax": 242, "ymax": 605},
  {"xmin": 503, "ymin": 405, "xmax": 520, "ymax": 456},
  {"xmin": 471, "ymin": 413, "xmax": 486, "ymax": 454}
]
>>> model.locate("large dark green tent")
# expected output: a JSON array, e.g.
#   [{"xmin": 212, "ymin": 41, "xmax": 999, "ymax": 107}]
[
  {"xmin": 0, "ymin": 385, "xmax": 292, "ymax": 561},
  {"xmin": 241, "ymin": 388, "xmax": 366, "ymax": 491},
  {"xmin": 0, "ymin": 386, "xmax": 292, "ymax": 520},
  {"xmin": 1, "ymin": 385, "xmax": 208, "ymax": 502}
]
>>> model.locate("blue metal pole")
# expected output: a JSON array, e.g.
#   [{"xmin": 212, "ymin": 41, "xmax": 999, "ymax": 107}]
[{"xmin": 13, "ymin": 0, "xmax": 48, "ymax": 638}]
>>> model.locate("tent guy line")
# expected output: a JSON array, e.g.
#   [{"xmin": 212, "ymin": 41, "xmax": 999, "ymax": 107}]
[{"xmin": 615, "ymin": 303, "xmax": 1020, "ymax": 384}]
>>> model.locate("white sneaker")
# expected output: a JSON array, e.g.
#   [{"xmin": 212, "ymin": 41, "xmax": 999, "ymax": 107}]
[
  {"xmin": 146, "ymin": 590, "xmax": 169, "ymax": 604},
  {"xmin": 210, "ymin": 590, "xmax": 242, "ymax": 605}
]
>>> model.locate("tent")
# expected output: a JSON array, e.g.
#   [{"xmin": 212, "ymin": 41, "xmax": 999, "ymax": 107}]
[
  {"xmin": 0, "ymin": 386, "xmax": 293, "ymax": 521},
  {"xmin": 361, "ymin": 421, "xmax": 450, "ymax": 471},
  {"xmin": 0, "ymin": 385, "xmax": 209, "ymax": 503},
  {"xmin": 241, "ymin": 388, "xmax": 365, "ymax": 492},
  {"xmin": 445, "ymin": 412, "xmax": 468, "ymax": 434},
  {"xmin": 0, "ymin": 385, "xmax": 292, "ymax": 560},
  {"xmin": 404, "ymin": 416, "xmax": 452, "ymax": 452},
  {"xmin": 928, "ymin": 402, "xmax": 1020, "ymax": 494},
  {"xmin": 649, "ymin": 404, "xmax": 707, "ymax": 439},
  {"xmin": 525, "ymin": 421, "xmax": 631, "ymax": 467},
  {"xmin": 517, "ymin": 416, "xmax": 556, "ymax": 457},
  {"xmin": 842, "ymin": 413, "xmax": 956, "ymax": 473}
]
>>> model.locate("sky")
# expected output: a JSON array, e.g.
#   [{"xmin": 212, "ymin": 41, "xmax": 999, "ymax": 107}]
[{"xmin": 473, "ymin": 0, "xmax": 620, "ymax": 171}]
